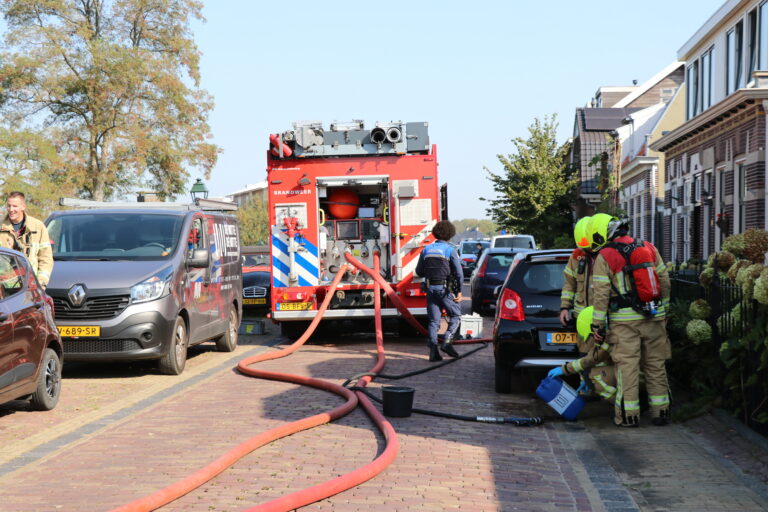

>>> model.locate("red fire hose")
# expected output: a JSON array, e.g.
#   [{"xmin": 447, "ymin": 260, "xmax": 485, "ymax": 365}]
[{"xmin": 112, "ymin": 258, "xmax": 398, "ymax": 512}]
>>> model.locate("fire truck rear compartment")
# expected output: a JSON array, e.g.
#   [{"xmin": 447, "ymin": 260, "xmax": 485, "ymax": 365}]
[{"xmin": 319, "ymin": 181, "xmax": 391, "ymax": 283}]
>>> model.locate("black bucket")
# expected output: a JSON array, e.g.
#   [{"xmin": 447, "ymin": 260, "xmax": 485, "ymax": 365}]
[{"xmin": 381, "ymin": 386, "xmax": 415, "ymax": 417}]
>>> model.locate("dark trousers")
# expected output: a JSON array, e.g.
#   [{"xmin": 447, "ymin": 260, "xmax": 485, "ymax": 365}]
[{"xmin": 426, "ymin": 285, "xmax": 461, "ymax": 346}]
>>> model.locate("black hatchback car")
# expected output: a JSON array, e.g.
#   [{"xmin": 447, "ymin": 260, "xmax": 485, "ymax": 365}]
[
  {"xmin": 492, "ymin": 249, "xmax": 579, "ymax": 393},
  {"xmin": 470, "ymin": 247, "xmax": 531, "ymax": 316}
]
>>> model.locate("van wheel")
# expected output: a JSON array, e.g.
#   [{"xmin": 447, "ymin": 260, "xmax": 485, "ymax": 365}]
[
  {"xmin": 159, "ymin": 317, "xmax": 188, "ymax": 375},
  {"xmin": 495, "ymin": 360, "xmax": 513, "ymax": 394},
  {"xmin": 29, "ymin": 348, "xmax": 62, "ymax": 411},
  {"xmin": 215, "ymin": 305, "xmax": 239, "ymax": 352}
]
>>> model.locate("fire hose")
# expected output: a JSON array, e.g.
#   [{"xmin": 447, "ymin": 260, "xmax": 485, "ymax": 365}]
[{"xmin": 113, "ymin": 252, "xmax": 538, "ymax": 512}]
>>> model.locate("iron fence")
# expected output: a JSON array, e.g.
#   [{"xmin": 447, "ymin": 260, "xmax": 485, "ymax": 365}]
[{"xmin": 670, "ymin": 271, "xmax": 767, "ymax": 436}]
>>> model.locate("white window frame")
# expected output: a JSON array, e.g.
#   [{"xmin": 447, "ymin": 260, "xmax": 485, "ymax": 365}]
[
  {"xmin": 683, "ymin": 180, "xmax": 692, "ymax": 206},
  {"xmin": 683, "ymin": 215, "xmax": 691, "ymax": 261}
]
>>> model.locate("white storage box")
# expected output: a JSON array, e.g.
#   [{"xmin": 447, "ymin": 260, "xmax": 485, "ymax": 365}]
[{"xmin": 459, "ymin": 313, "xmax": 483, "ymax": 339}]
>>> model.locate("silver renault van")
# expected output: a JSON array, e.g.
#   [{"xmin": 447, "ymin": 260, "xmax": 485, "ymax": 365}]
[{"xmin": 45, "ymin": 200, "xmax": 242, "ymax": 375}]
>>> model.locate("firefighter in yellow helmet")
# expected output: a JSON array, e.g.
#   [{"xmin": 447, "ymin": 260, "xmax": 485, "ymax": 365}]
[
  {"xmin": 587, "ymin": 213, "xmax": 671, "ymax": 427},
  {"xmin": 548, "ymin": 306, "xmax": 617, "ymax": 404},
  {"xmin": 550, "ymin": 216, "xmax": 617, "ymax": 402},
  {"xmin": 559, "ymin": 216, "xmax": 594, "ymax": 340}
]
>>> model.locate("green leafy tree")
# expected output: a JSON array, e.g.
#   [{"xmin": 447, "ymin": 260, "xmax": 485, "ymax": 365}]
[
  {"xmin": 0, "ymin": 0, "xmax": 219, "ymax": 201},
  {"xmin": 482, "ymin": 115, "xmax": 576, "ymax": 248},
  {"xmin": 0, "ymin": 127, "xmax": 80, "ymax": 217},
  {"xmin": 236, "ymin": 198, "xmax": 269, "ymax": 246}
]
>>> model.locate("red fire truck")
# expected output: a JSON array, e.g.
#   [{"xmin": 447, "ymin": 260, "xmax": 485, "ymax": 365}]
[{"xmin": 266, "ymin": 120, "xmax": 447, "ymax": 338}]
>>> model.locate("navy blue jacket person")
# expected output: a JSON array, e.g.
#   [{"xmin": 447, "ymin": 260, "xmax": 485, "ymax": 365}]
[{"xmin": 415, "ymin": 220, "xmax": 463, "ymax": 361}]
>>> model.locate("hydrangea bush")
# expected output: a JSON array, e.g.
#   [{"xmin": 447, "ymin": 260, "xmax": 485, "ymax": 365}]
[{"xmin": 686, "ymin": 319, "xmax": 712, "ymax": 344}]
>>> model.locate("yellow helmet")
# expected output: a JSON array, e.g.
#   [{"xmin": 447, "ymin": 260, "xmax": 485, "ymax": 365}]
[
  {"xmin": 576, "ymin": 306, "xmax": 594, "ymax": 340},
  {"xmin": 587, "ymin": 213, "xmax": 618, "ymax": 250},
  {"xmin": 574, "ymin": 216, "xmax": 592, "ymax": 249}
]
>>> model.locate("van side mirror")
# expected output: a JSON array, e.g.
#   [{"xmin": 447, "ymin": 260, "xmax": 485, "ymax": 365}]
[
  {"xmin": 493, "ymin": 285, "xmax": 502, "ymax": 298},
  {"xmin": 187, "ymin": 248, "xmax": 210, "ymax": 268}
]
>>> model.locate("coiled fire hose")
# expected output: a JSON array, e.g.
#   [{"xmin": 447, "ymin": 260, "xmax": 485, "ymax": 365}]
[{"xmin": 113, "ymin": 252, "xmax": 538, "ymax": 512}]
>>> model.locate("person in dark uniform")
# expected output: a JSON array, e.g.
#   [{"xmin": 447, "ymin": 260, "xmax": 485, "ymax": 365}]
[{"xmin": 415, "ymin": 220, "xmax": 463, "ymax": 362}]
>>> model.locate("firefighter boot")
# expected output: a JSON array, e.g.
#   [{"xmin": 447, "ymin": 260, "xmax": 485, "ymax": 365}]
[
  {"xmin": 652, "ymin": 408, "xmax": 670, "ymax": 426},
  {"xmin": 440, "ymin": 335, "xmax": 460, "ymax": 358},
  {"xmin": 429, "ymin": 344, "xmax": 443, "ymax": 362},
  {"xmin": 617, "ymin": 415, "xmax": 640, "ymax": 428}
]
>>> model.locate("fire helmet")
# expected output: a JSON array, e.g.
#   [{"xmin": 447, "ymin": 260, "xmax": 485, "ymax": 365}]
[
  {"xmin": 576, "ymin": 306, "xmax": 594, "ymax": 340},
  {"xmin": 587, "ymin": 213, "xmax": 623, "ymax": 250},
  {"xmin": 574, "ymin": 216, "xmax": 592, "ymax": 249}
]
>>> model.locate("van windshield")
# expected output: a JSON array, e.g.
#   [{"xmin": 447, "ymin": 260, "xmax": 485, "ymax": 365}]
[{"xmin": 47, "ymin": 213, "xmax": 185, "ymax": 261}]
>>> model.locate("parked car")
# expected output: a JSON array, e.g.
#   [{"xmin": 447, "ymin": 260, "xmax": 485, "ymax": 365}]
[
  {"xmin": 470, "ymin": 247, "xmax": 532, "ymax": 316},
  {"xmin": 491, "ymin": 234, "xmax": 537, "ymax": 250},
  {"xmin": 241, "ymin": 245, "xmax": 269, "ymax": 274},
  {"xmin": 492, "ymin": 249, "xmax": 578, "ymax": 393},
  {"xmin": 0, "ymin": 248, "xmax": 63, "ymax": 410},
  {"xmin": 459, "ymin": 239, "xmax": 490, "ymax": 278},
  {"xmin": 45, "ymin": 204, "xmax": 242, "ymax": 375},
  {"xmin": 243, "ymin": 267, "xmax": 271, "ymax": 311}
]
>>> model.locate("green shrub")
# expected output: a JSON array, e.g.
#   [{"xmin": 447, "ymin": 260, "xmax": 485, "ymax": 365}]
[
  {"xmin": 722, "ymin": 233, "xmax": 746, "ymax": 258},
  {"xmin": 686, "ymin": 319, "xmax": 712, "ymax": 344},
  {"xmin": 689, "ymin": 299, "xmax": 711, "ymax": 319}
]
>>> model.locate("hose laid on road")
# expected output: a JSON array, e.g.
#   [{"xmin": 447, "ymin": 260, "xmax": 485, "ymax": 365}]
[{"xmin": 113, "ymin": 252, "xmax": 515, "ymax": 512}]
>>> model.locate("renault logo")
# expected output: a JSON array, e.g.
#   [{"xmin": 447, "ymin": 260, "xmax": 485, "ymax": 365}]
[{"xmin": 68, "ymin": 284, "xmax": 87, "ymax": 307}]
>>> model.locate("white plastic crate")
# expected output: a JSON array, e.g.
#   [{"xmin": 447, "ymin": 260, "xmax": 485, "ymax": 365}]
[{"xmin": 459, "ymin": 313, "xmax": 483, "ymax": 339}]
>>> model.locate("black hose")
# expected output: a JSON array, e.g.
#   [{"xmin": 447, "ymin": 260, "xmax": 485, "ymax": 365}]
[
  {"xmin": 341, "ymin": 342, "xmax": 489, "ymax": 387},
  {"xmin": 348, "ymin": 386, "xmax": 542, "ymax": 426}
]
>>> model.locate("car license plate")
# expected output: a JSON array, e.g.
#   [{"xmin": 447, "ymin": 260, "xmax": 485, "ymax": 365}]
[
  {"xmin": 277, "ymin": 302, "xmax": 312, "ymax": 311},
  {"xmin": 547, "ymin": 332, "xmax": 576, "ymax": 344},
  {"xmin": 243, "ymin": 298, "xmax": 267, "ymax": 305},
  {"xmin": 58, "ymin": 326, "xmax": 101, "ymax": 337}
]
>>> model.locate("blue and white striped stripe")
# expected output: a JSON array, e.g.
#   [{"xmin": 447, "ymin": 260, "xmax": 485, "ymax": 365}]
[{"xmin": 271, "ymin": 229, "xmax": 319, "ymax": 288}]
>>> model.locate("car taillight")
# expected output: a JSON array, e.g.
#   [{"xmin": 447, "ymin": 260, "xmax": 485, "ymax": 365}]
[
  {"xmin": 476, "ymin": 257, "xmax": 490, "ymax": 278},
  {"xmin": 462, "ymin": 257, "xmax": 475, "ymax": 263},
  {"xmin": 498, "ymin": 288, "xmax": 524, "ymax": 321}
]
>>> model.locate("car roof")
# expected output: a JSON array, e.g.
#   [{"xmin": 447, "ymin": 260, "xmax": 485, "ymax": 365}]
[
  {"xmin": 519, "ymin": 249, "xmax": 572, "ymax": 261},
  {"xmin": 49, "ymin": 209, "xmax": 188, "ymax": 217},
  {"xmin": 484, "ymin": 247, "xmax": 534, "ymax": 254}
]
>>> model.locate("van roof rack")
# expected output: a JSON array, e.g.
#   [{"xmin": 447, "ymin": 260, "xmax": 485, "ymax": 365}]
[{"xmin": 58, "ymin": 197, "xmax": 238, "ymax": 212}]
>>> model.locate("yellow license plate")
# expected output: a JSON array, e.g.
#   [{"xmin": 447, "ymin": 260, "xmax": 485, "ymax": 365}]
[
  {"xmin": 244, "ymin": 298, "xmax": 267, "ymax": 305},
  {"xmin": 58, "ymin": 326, "xmax": 101, "ymax": 337},
  {"xmin": 547, "ymin": 332, "xmax": 576, "ymax": 344},
  {"xmin": 277, "ymin": 302, "xmax": 312, "ymax": 311}
]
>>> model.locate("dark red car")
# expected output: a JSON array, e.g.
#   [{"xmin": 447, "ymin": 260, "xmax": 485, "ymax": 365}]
[{"xmin": 0, "ymin": 248, "xmax": 63, "ymax": 410}]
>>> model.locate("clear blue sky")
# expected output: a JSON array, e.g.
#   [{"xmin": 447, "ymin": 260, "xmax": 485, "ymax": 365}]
[{"xmin": 193, "ymin": 1, "xmax": 724, "ymax": 220}]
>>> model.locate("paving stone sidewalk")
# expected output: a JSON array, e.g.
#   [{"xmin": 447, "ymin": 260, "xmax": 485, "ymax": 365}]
[{"xmin": 0, "ymin": 324, "xmax": 767, "ymax": 511}]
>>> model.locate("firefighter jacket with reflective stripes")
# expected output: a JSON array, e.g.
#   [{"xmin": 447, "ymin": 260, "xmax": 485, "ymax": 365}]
[
  {"xmin": 591, "ymin": 236, "xmax": 670, "ymax": 329},
  {"xmin": 560, "ymin": 249, "xmax": 595, "ymax": 314},
  {"xmin": 0, "ymin": 214, "xmax": 53, "ymax": 287},
  {"xmin": 415, "ymin": 240, "xmax": 463, "ymax": 284}
]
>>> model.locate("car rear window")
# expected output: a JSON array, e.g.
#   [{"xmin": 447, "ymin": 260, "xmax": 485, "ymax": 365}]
[
  {"xmin": 513, "ymin": 261, "xmax": 566, "ymax": 293},
  {"xmin": 486, "ymin": 254, "xmax": 516, "ymax": 273},
  {"xmin": 461, "ymin": 241, "xmax": 488, "ymax": 254}
]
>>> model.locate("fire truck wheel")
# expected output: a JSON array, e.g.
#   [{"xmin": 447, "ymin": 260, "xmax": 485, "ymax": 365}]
[
  {"xmin": 215, "ymin": 305, "xmax": 239, "ymax": 352},
  {"xmin": 159, "ymin": 316, "xmax": 188, "ymax": 375},
  {"xmin": 280, "ymin": 321, "xmax": 311, "ymax": 341}
]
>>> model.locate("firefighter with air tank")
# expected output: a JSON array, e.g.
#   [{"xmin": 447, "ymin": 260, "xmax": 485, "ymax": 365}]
[
  {"xmin": 584, "ymin": 213, "xmax": 671, "ymax": 427},
  {"xmin": 548, "ymin": 216, "xmax": 618, "ymax": 404}
]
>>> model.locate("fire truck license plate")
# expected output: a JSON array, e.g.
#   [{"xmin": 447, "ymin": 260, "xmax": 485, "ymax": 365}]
[
  {"xmin": 547, "ymin": 332, "xmax": 576, "ymax": 344},
  {"xmin": 277, "ymin": 302, "xmax": 312, "ymax": 311},
  {"xmin": 58, "ymin": 326, "xmax": 100, "ymax": 337},
  {"xmin": 243, "ymin": 298, "xmax": 266, "ymax": 305}
]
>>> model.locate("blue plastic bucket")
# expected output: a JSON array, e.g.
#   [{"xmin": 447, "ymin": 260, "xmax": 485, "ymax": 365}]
[{"xmin": 536, "ymin": 376, "xmax": 585, "ymax": 421}]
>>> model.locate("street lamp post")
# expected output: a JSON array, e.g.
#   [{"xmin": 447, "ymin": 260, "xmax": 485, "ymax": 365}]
[{"xmin": 190, "ymin": 178, "xmax": 209, "ymax": 202}]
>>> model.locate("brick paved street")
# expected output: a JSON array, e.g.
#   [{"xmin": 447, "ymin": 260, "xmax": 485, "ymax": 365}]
[{"xmin": 0, "ymin": 315, "xmax": 767, "ymax": 511}]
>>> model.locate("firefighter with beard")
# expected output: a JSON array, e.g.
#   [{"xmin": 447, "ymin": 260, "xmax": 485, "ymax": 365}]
[
  {"xmin": 548, "ymin": 216, "xmax": 617, "ymax": 404},
  {"xmin": 587, "ymin": 213, "xmax": 671, "ymax": 427}
]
